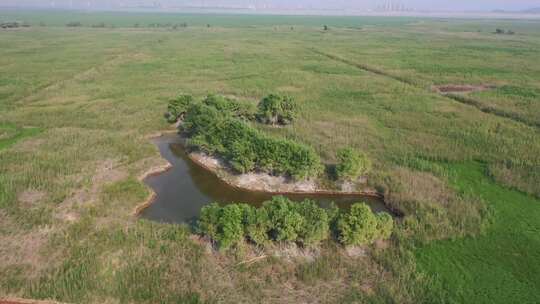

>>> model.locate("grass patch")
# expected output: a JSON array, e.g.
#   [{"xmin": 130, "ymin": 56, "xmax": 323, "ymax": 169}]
[
  {"xmin": 0, "ymin": 123, "xmax": 41, "ymax": 151},
  {"xmin": 415, "ymin": 162, "xmax": 540, "ymax": 303}
]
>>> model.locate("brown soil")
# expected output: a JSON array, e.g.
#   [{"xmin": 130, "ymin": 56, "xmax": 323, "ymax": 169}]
[{"xmin": 433, "ymin": 84, "xmax": 495, "ymax": 94}]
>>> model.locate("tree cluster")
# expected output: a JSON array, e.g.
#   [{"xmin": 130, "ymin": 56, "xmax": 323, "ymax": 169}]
[
  {"xmin": 1, "ymin": 21, "xmax": 30, "ymax": 28},
  {"xmin": 165, "ymin": 94, "xmax": 373, "ymax": 181},
  {"xmin": 182, "ymin": 98, "xmax": 322, "ymax": 180},
  {"xmin": 198, "ymin": 196, "xmax": 393, "ymax": 251},
  {"xmin": 66, "ymin": 21, "xmax": 83, "ymax": 27}
]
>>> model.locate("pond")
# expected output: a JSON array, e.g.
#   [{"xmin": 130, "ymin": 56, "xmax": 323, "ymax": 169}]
[{"xmin": 140, "ymin": 133, "xmax": 390, "ymax": 224}]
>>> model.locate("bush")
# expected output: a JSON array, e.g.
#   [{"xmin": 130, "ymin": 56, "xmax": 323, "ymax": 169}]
[
  {"xmin": 264, "ymin": 196, "xmax": 305, "ymax": 242},
  {"xmin": 198, "ymin": 203, "xmax": 244, "ymax": 250},
  {"xmin": 242, "ymin": 205, "xmax": 271, "ymax": 246},
  {"xmin": 217, "ymin": 204, "xmax": 244, "ymax": 250},
  {"xmin": 257, "ymin": 94, "xmax": 298, "ymax": 125},
  {"xmin": 376, "ymin": 212, "xmax": 394, "ymax": 240},
  {"xmin": 296, "ymin": 200, "xmax": 330, "ymax": 246},
  {"xmin": 198, "ymin": 203, "xmax": 221, "ymax": 241},
  {"xmin": 202, "ymin": 94, "xmax": 256, "ymax": 120},
  {"xmin": 165, "ymin": 94, "xmax": 194, "ymax": 123},
  {"xmin": 335, "ymin": 147, "xmax": 371, "ymax": 181},
  {"xmin": 337, "ymin": 203, "xmax": 379, "ymax": 246}
]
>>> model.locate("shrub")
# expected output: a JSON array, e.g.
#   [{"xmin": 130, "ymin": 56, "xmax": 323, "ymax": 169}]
[
  {"xmin": 335, "ymin": 147, "xmax": 371, "ymax": 181},
  {"xmin": 264, "ymin": 196, "xmax": 305, "ymax": 242},
  {"xmin": 376, "ymin": 212, "xmax": 394, "ymax": 240},
  {"xmin": 337, "ymin": 203, "xmax": 379, "ymax": 246},
  {"xmin": 198, "ymin": 203, "xmax": 221, "ymax": 241},
  {"xmin": 326, "ymin": 202, "xmax": 341, "ymax": 233},
  {"xmin": 217, "ymin": 204, "xmax": 244, "ymax": 250},
  {"xmin": 242, "ymin": 205, "xmax": 271, "ymax": 246},
  {"xmin": 203, "ymin": 94, "xmax": 257, "ymax": 121},
  {"xmin": 257, "ymin": 94, "xmax": 298, "ymax": 125},
  {"xmin": 296, "ymin": 200, "xmax": 330, "ymax": 246},
  {"xmin": 165, "ymin": 94, "xmax": 194, "ymax": 123}
]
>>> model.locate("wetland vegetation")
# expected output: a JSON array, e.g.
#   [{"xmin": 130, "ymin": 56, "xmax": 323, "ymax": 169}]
[{"xmin": 1, "ymin": 10, "xmax": 539, "ymax": 304}]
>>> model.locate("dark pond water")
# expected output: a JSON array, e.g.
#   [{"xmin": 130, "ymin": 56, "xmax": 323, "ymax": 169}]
[{"xmin": 140, "ymin": 133, "xmax": 390, "ymax": 224}]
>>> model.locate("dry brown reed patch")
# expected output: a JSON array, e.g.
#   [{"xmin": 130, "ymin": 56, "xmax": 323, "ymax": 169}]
[
  {"xmin": 384, "ymin": 167, "xmax": 454, "ymax": 212},
  {"xmin": 0, "ymin": 225, "xmax": 54, "ymax": 278}
]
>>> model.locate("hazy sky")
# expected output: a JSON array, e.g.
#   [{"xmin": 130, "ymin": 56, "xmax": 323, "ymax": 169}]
[{"xmin": 2, "ymin": 0, "xmax": 540, "ymax": 11}]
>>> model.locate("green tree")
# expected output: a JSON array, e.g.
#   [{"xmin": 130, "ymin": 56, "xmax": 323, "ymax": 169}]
[
  {"xmin": 337, "ymin": 203, "xmax": 379, "ymax": 246},
  {"xmin": 335, "ymin": 147, "xmax": 371, "ymax": 181},
  {"xmin": 183, "ymin": 101, "xmax": 322, "ymax": 180}
]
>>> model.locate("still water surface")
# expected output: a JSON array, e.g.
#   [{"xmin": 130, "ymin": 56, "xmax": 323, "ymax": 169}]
[{"xmin": 141, "ymin": 134, "xmax": 389, "ymax": 224}]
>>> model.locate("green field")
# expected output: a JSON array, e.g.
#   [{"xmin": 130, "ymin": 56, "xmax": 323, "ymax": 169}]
[{"xmin": 1, "ymin": 10, "xmax": 539, "ymax": 303}]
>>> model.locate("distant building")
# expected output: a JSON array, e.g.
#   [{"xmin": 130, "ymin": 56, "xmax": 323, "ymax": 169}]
[{"xmin": 376, "ymin": 1, "xmax": 411, "ymax": 12}]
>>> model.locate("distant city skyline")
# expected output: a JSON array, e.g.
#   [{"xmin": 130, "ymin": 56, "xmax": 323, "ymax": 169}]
[{"xmin": 1, "ymin": 0, "xmax": 540, "ymax": 12}]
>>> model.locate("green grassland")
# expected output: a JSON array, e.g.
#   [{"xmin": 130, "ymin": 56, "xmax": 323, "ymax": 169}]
[{"xmin": 1, "ymin": 11, "xmax": 539, "ymax": 303}]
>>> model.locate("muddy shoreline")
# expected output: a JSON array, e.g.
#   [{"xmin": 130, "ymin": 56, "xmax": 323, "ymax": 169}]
[
  {"xmin": 132, "ymin": 131, "xmax": 176, "ymax": 216},
  {"xmin": 186, "ymin": 151, "xmax": 382, "ymax": 198}
]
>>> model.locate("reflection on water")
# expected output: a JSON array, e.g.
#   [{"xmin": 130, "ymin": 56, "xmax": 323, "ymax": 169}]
[{"xmin": 141, "ymin": 133, "xmax": 390, "ymax": 224}]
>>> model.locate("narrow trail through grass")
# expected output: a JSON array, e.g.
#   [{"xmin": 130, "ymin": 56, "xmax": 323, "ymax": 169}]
[{"xmin": 415, "ymin": 162, "xmax": 540, "ymax": 304}]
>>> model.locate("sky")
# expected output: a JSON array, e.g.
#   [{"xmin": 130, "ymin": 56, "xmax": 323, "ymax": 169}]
[{"xmin": 1, "ymin": 0, "xmax": 540, "ymax": 11}]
